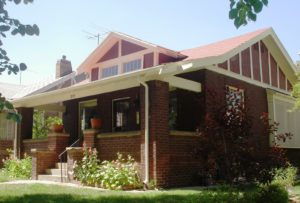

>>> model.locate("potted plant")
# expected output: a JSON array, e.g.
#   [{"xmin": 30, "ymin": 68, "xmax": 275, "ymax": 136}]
[
  {"xmin": 90, "ymin": 115, "xmax": 102, "ymax": 129},
  {"xmin": 49, "ymin": 116, "xmax": 64, "ymax": 133}
]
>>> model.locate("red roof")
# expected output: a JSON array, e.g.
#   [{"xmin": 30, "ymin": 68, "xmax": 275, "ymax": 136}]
[{"xmin": 180, "ymin": 28, "xmax": 270, "ymax": 61}]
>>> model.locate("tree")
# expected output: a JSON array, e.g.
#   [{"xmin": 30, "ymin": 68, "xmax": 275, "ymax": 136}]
[
  {"xmin": 229, "ymin": 0, "xmax": 268, "ymax": 28},
  {"xmin": 292, "ymin": 73, "xmax": 300, "ymax": 109},
  {"xmin": 195, "ymin": 88, "xmax": 292, "ymax": 185},
  {"xmin": 0, "ymin": 0, "xmax": 39, "ymax": 122}
]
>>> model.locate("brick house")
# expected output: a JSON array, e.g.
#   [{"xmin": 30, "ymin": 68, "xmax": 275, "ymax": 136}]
[{"xmin": 2, "ymin": 27, "xmax": 299, "ymax": 187}]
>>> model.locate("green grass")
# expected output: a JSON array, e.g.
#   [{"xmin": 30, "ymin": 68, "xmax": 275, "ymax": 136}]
[{"xmin": 0, "ymin": 183, "xmax": 261, "ymax": 203}]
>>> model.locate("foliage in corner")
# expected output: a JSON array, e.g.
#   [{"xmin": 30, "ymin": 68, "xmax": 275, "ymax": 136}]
[
  {"xmin": 1, "ymin": 149, "xmax": 32, "ymax": 179},
  {"xmin": 0, "ymin": 0, "xmax": 39, "ymax": 122},
  {"xmin": 229, "ymin": 0, "xmax": 268, "ymax": 28},
  {"xmin": 0, "ymin": 94, "xmax": 21, "ymax": 122},
  {"xmin": 292, "ymin": 74, "xmax": 300, "ymax": 110},
  {"xmin": 195, "ymin": 88, "xmax": 292, "ymax": 185},
  {"xmin": 0, "ymin": 0, "xmax": 39, "ymax": 75},
  {"xmin": 271, "ymin": 165, "xmax": 298, "ymax": 189}
]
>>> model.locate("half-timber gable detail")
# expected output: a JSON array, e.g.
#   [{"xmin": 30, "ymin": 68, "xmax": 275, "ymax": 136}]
[{"xmin": 217, "ymin": 40, "xmax": 293, "ymax": 92}]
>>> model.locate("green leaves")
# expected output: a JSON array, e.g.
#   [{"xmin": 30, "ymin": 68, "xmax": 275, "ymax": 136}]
[{"xmin": 229, "ymin": 0, "xmax": 268, "ymax": 28}]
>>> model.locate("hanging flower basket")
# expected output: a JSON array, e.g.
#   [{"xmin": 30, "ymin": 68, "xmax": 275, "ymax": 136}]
[{"xmin": 90, "ymin": 118, "xmax": 102, "ymax": 129}]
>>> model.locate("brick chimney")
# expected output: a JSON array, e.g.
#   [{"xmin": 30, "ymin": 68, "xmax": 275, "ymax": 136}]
[{"xmin": 56, "ymin": 55, "xmax": 72, "ymax": 78}]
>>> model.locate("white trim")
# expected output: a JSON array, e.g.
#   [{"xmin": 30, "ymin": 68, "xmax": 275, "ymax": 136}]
[
  {"xmin": 277, "ymin": 64, "xmax": 280, "ymax": 88},
  {"xmin": 209, "ymin": 65, "xmax": 291, "ymax": 95},
  {"xmin": 227, "ymin": 59, "xmax": 230, "ymax": 71},
  {"xmin": 163, "ymin": 76, "xmax": 201, "ymax": 92},
  {"xmin": 258, "ymin": 41, "xmax": 263, "ymax": 82},
  {"xmin": 268, "ymin": 51, "xmax": 272, "ymax": 85},
  {"xmin": 239, "ymin": 52, "xmax": 242, "ymax": 75},
  {"xmin": 250, "ymin": 46, "xmax": 254, "ymax": 80}
]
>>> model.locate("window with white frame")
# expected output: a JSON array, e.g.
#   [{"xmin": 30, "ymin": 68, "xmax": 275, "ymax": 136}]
[
  {"xmin": 226, "ymin": 86, "xmax": 244, "ymax": 109},
  {"xmin": 123, "ymin": 59, "xmax": 141, "ymax": 73},
  {"xmin": 102, "ymin": 65, "xmax": 118, "ymax": 78}
]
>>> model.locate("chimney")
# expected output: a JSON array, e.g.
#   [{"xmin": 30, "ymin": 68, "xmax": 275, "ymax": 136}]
[{"xmin": 56, "ymin": 55, "xmax": 72, "ymax": 78}]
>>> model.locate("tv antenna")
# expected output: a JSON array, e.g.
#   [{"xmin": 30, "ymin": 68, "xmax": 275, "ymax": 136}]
[{"xmin": 83, "ymin": 30, "xmax": 108, "ymax": 45}]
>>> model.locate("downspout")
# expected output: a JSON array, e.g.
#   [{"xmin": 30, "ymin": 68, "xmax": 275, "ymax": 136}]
[{"xmin": 138, "ymin": 79, "xmax": 149, "ymax": 187}]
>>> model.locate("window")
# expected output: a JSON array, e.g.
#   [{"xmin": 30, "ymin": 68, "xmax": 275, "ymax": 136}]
[
  {"xmin": 226, "ymin": 86, "xmax": 244, "ymax": 109},
  {"xmin": 0, "ymin": 113, "xmax": 15, "ymax": 140},
  {"xmin": 113, "ymin": 98, "xmax": 130, "ymax": 131},
  {"xmin": 102, "ymin": 65, "xmax": 118, "ymax": 78},
  {"xmin": 123, "ymin": 59, "xmax": 141, "ymax": 73}
]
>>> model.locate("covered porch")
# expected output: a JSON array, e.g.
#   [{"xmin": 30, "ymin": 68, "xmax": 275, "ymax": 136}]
[{"xmin": 12, "ymin": 63, "xmax": 203, "ymax": 187}]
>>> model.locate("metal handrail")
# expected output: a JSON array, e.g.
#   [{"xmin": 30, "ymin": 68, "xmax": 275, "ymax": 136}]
[{"xmin": 58, "ymin": 138, "xmax": 81, "ymax": 183}]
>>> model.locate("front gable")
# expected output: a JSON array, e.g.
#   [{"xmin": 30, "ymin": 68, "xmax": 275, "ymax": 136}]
[
  {"xmin": 77, "ymin": 32, "xmax": 185, "ymax": 82},
  {"xmin": 213, "ymin": 30, "xmax": 297, "ymax": 94}
]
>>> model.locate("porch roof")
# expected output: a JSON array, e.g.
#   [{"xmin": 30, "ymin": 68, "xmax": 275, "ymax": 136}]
[{"xmin": 12, "ymin": 61, "xmax": 202, "ymax": 108}]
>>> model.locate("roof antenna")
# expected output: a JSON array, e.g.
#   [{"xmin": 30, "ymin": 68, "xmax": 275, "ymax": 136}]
[{"xmin": 82, "ymin": 30, "xmax": 108, "ymax": 45}]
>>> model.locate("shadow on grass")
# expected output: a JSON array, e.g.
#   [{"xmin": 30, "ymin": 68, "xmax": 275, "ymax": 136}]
[
  {"xmin": 0, "ymin": 192, "xmax": 251, "ymax": 203},
  {"xmin": 0, "ymin": 194, "xmax": 199, "ymax": 203}
]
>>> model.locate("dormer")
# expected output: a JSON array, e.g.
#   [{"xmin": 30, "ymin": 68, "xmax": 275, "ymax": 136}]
[{"xmin": 77, "ymin": 32, "xmax": 186, "ymax": 81}]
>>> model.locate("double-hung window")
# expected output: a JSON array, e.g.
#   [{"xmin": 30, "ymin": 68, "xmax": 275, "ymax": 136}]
[
  {"xmin": 123, "ymin": 59, "xmax": 141, "ymax": 73},
  {"xmin": 102, "ymin": 65, "xmax": 118, "ymax": 78},
  {"xmin": 226, "ymin": 85, "xmax": 245, "ymax": 109}
]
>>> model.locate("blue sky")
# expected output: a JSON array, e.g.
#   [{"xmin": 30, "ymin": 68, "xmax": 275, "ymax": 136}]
[{"xmin": 1, "ymin": 0, "xmax": 299, "ymax": 85}]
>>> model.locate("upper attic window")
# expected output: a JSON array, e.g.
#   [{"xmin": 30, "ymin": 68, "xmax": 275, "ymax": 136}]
[
  {"xmin": 102, "ymin": 65, "xmax": 118, "ymax": 78},
  {"xmin": 123, "ymin": 59, "xmax": 141, "ymax": 73}
]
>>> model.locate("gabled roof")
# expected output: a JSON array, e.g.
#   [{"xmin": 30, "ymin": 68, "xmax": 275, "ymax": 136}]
[
  {"xmin": 77, "ymin": 31, "xmax": 186, "ymax": 74},
  {"xmin": 180, "ymin": 27, "xmax": 298, "ymax": 84},
  {"xmin": 180, "ymin": 28, "xmax": 269, "ymax": 60}
]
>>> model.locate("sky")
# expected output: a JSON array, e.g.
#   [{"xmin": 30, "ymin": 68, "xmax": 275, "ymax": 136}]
[{"xmin": 0, "ymin": 0, "xmax": 299, "ymax": 85}]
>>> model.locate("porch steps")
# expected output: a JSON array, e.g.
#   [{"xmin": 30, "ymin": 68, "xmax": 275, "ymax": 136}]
[{"xmin": 37, "ymin": 162, "xmax": 68, "ymax": 182}]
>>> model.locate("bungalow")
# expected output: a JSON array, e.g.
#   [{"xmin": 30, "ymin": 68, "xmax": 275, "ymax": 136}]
[{"xmin": 1, "ymin": 27, "xmax": 299, "ymax": 187}]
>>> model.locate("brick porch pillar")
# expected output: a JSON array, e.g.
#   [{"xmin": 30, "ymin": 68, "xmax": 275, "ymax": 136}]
[
  {"xmin": 47, "ymin": 133, "xmax": 70, "ymax": 156},
  {"xmin": 140, "ymin": 80, "xmax": 170, "ymax": 187},
  {"xmin": 83, "ymin": 129, "xmax": 98, "ymax": 148}
]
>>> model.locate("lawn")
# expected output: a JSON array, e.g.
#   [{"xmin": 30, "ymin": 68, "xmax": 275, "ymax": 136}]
[{"xmin": 0, "ymin": 183, "xmax": 261, "ymax": 203}]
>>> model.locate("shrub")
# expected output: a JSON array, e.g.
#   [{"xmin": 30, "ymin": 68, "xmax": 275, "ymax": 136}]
[
  {"xmin": 98, "ymin": 153, "xmax": 141, "ymax": 190},
  {"xmin": 254, "ymin": 184, "xmax": 288, "ymax": 203},
  {"xmin": 74, "ymin": 150, "xmax": 141, "ymax": 190},
  {"xmin": 272, "ymin": 165, "xmax": 297, "ymax": 188},
  {"xmin": 73, "ymin": 148, "xmax": 100, "ymax": 186},
  {"xmin": 2, "ymin": 150, "xmax": 32, "ymax": 179}
]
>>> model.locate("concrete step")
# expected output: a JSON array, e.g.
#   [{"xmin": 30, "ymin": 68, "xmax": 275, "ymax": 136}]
[
  {"xmin": 45, "ymin": 168, "xmax": 67, "ymax": 176},
  {"xmin": 38, "ymin": 174, "xmax": 68, "ymax": 182},
  {"xmin": 55, "ymin": 162, "xmax": 67, "ymax": 169}
]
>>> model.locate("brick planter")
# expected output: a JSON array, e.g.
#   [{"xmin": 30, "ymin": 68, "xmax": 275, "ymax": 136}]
[
  {"xmin": 66, "ymin": 147, "xmax": 83, "ymax": 182},
  {"xmin": 31, "ymin": 149, "xmax": 57, "ymax": 180}
]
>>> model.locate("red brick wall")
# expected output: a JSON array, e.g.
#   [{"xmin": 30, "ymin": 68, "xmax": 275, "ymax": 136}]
[
  {"xmin": 0, "ymin": 140, "xmax": 13, "ymax": 167},
  {"xmin": 169, "ymin": 134, "xmax": 201, "ymax": 187},
  {"xmin": 22, "ymin": 139, "xmax": 48, "ymax": 155},
  {"xmin": 95, "ymin": 135, "xmax": 141, "ymax": 162}
]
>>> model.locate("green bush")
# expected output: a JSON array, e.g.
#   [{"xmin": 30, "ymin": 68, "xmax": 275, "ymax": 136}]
[
  {"xmin": 272, "ymin": 165, "xmax": 297, "ymax": 188},
  {"xmin": 2, "ymin": 150, "xmax": 32, "ymax": 179},
  {"xmin": 73, "ymin": 148, "xmax": 100, "ymax": 186},
  {"xmin": 74, "ymin": 150, "xmax": 141, "ymax": 190},
  {"xmin": 98, "ymin": 153, "xmax": 141, "ymax": 190},
  {"xmin": 254, "ymin": 184, "xmax": 288, "ymax": 203}
]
